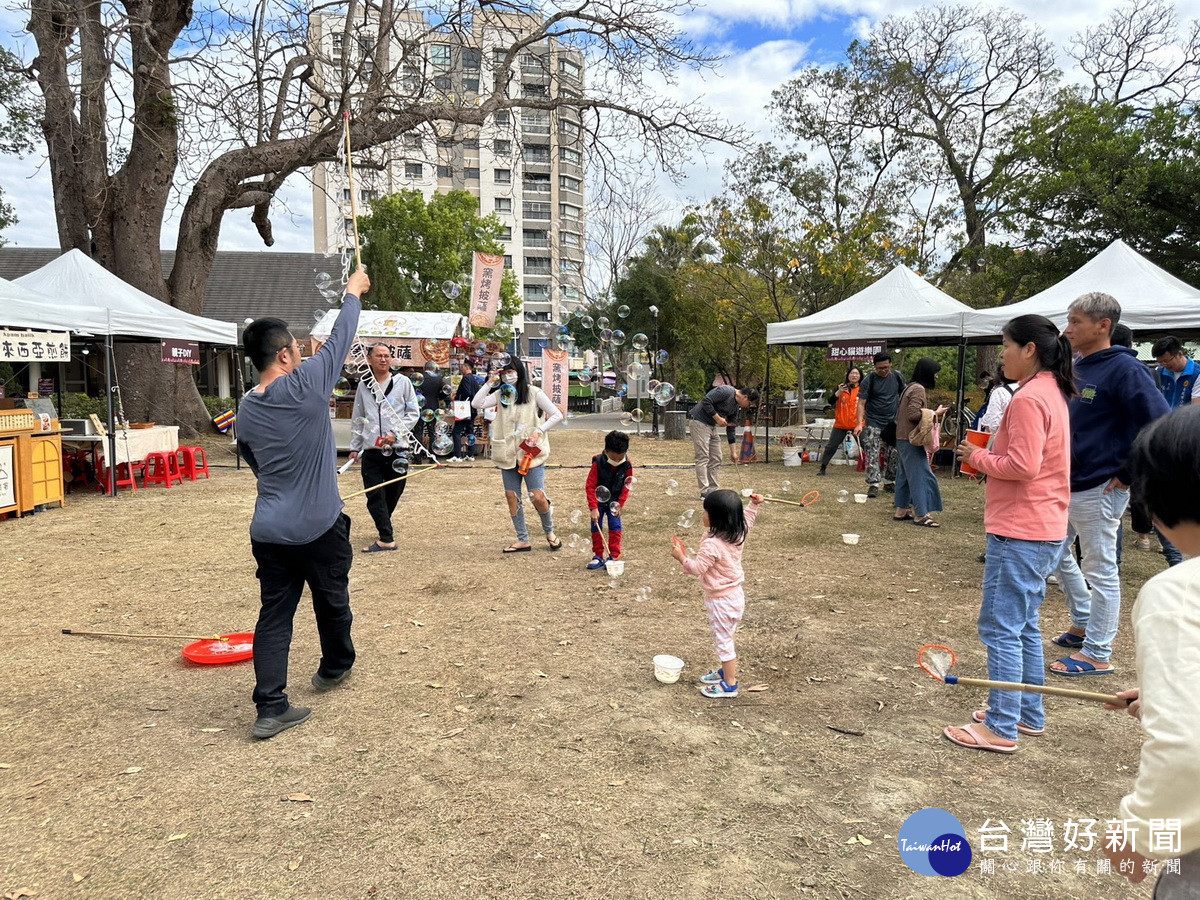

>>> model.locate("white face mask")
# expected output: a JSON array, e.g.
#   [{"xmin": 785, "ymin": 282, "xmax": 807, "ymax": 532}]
[{"xmin": 502, "ymin": 372, "xmax": 519, "ymax": 385}]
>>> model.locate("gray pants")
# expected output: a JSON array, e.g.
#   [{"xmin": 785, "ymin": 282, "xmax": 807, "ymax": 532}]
[
  {"xmin": 1155, "ymin": 847, "xmax": 1200, "ymax": 899},
  {"xmin": 861, "ymin": 424, "xmax": 897, "ymax": 487},
  {"xmin": 690, "ymin": 419, "xmax": 726, "ymax": 496}
]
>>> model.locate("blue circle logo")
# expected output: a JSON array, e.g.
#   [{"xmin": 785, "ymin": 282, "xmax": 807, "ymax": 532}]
[{"xmin": 897, "ymin": 808, "xmax": 972, "ymax": 877}]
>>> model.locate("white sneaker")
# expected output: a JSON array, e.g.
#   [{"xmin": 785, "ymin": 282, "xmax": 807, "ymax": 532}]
[{"xmin": 447, "ymin": 457, "xmax": 462, "ymax": 463}]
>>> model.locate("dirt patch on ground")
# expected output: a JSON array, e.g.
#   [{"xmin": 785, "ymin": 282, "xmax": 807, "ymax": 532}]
[{"xmin": 1, "ymin": 426, "xmax": 1161, "ymax": 898}]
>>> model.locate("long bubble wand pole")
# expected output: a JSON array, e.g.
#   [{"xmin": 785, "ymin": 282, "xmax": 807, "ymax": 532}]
[
  {"xmin": 340, "ymin": 464, "xmax": 442, "ymax": 501},
  {"xmin": 919, "ymin": 644, "xmax": 1127, "ymax": 705},
  {"xmin": 343, "ymin": 111, "xmax": 362, "ymax": 269}
]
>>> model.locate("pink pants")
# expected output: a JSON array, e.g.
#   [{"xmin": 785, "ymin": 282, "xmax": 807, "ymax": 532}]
[{"xmin": 704, "ymin": 588, "xmax": 745, "ymax": 663}]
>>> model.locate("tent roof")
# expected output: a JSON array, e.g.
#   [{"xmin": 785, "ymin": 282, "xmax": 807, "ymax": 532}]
[
  {"xmin": 962, "ymin": 240, "xmax": 1200, "ymax": 338},
  {"xmin": 13, "ymin": 249, "xmax": 237, "ymax": 343},
  {"xmin": 1, "ymin": 276, "xmax": 113, "ymax": 334},
  {"xmin": 766, "ymin": 265, "xmax": 973, "ymax": 346},
  {"xmin": 311, "ymin": 308, "xmax": 469, "ymax": 341}
]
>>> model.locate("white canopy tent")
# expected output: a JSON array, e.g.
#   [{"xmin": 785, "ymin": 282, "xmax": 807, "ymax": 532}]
[
  {"xmin": 0, "ymin": 276, "xmax": 112, "ymax": 334},
  {"xmin": 961, "ymin": 240, "xmax": 1200, "ymax": 338},
  {"xmin": 14, "ymin": 248, "xmax": 237, "ymax": 344},
  {"xmin": 766, "ymin": 265, "xmax": 974, "ymax": 347}
]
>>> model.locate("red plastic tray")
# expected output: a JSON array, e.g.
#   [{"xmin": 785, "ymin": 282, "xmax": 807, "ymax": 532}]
[{"xmin": 182, "ymin": 632, "xmax": 255, "ymax": 665}]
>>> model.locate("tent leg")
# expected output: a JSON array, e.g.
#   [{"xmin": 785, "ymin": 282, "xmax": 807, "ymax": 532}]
[
  {"xmin": 105, "ymin": 333, "xmax": 116, "ymax": 497},
  {"xmin": 764, "ymin": 347, "xmax": 770, "ymax": 464},
  {"xmin": 953, "ymin": 340, "xmax": 967, "ymax": 478}
]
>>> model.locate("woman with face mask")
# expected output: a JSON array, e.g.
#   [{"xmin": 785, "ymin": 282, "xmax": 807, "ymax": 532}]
[{"xmin": 472, "ymin": 358, "xmax": 565, "ymax": 552}]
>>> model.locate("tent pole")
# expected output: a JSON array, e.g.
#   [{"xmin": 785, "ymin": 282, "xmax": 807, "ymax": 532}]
[
  {"xmin": 953, "ymin": 339, "xmax": 967, "ymax": 477},
  {"xmin": 764, "ymin": 344, "xmax": 770, "ymax": 463},
  {"xmin": 233, "ymin": 342, "xmax": 245, "ymax": 470},
  {"xmin": 104, "ymin": 332, "xmax": 116, "ymax": 497}
]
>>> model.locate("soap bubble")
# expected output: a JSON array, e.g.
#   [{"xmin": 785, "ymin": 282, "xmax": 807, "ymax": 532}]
[
  {"xmin": 581, "ymin": 315, "xmax": 594, "ymax": 329},
  {"xmin": 629, "ymin": 408, "xmax": 644, "ymax": 423},
  {"xmin": 315, "ymin": 272, "xmax": 332, "ymax": 289},
  {"xmin": 609, "ymin": 329, "xmax": 626, "ymax": 347},
  {"xmin": 578, "ymin": 369, "xmax": 592, "ymax": 385},
  {"xmin": 570, "ymin": 509, "xmax": 583, "ymax": 525},
  {"xmin": 626, "ymin": 362, "xmax": 647, "ymax": 379},
  {"xmin": 741, "ymin": 488, "xmax": 753, "ymax": 498},
  {"xmin": 599, "ymin": 328, "xmax": 613, "ymax": 343},
  {"xmin": 648, "ymin": 379, "xmax": 661, "ymax": 393},
  {"xmin": 558, "ymin": 324, "xmax": 570, "ymax": 335},
  {"xmin": 609, "ymin": 501, "xmax": 621, "ymax": 515},
  {"xmin": 656, "ymin": 349, "xmax": 669, "ymax": 365},
  {"xmin": 666, "ymin": 480, "xmax": 679, "ymax": 496},
  {"xmin": 538, "ymin": 322, "xmax": 554, "ymax": 337},
  {"xmin": 635, "ymin": 586, "xmax": 652, "ymax": 601},
  {"xmin": 677, "ymin": 513, "xmax": 693, "ymax": 527},
  {"xmin": 313, "ymin": 310, "xmax": 326, "ymax": 322},
  {"xmin": 616, "ymin": 383, "xmax": 628, "ymax": 398},
  {"xmin": 332, "ymin": 377, "xmax": 351, "ymax": 398},
  {"xmin": 631, "ymin": 333, "xmax": 649, "ymax": 351},
  {"xmin": 595, "ymin": 485, "xmax": 611, "ymax": 504},
  {"xmin": 474, "ymin": 342, "xmax": 488, "ymax": 356},
  {"xmin": 568, "ymin": 534, "xmax": 581, "ymax": 548},
  {"xmin": 624, "ymin": 476, "xmax": 636, "ymax": 489},
  {"xmin": 555, "ymin": 334, "xmax": 571, "ymax": 350},
  {"xmin": 656, "ymin": 383, "xmax": 676, "ymax": 403},
  {"xmin": 424, "ymin": 360, "xmax": 440, "ymax": 375},
  {"xmin": 492, "ymin": 351, "xmax": 511, "ymax": 367},
  {"xmin": 411, "ymin": 372, "xmax": 425, "ymax": 388},
  {"xmin": 391, "ymin": 455, "xmax": 410, "ymax": 474},
  {"xmin": 441, "ymin": 280, "xmax": 461, "ymax": 299},
  {"xmin": 781, "ymin": 480, "xmax": 792, "ymax": 493},
  {"xmin": 620, "ymin": 412, "xmax": 633, "ymax": 426},
  {"xmin": 415, "ymin": 394, "xmax": 426, "ymax": 409},
  {"xmin": 616, "ymin": 305, "xmax": 631, "ymax": 318},
  {"xmin": 838, "ymin": 490, "xmax": 849, "ymax": 503},
  {"xmin": 500, "ymin": 384, "xmax": 516, "ymax": 406},
  {"xmin": 597, "ymin": 316, "xmax": 611, "ymax": 329},
  {"xmin": 421, "ymin": 409, "xmax": 436, "ymax": 423}
]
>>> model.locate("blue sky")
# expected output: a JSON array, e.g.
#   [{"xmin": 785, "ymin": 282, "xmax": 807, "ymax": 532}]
[{"xmin": 2, "ymin": 1, "xmax": 1199, "ymax": 252}]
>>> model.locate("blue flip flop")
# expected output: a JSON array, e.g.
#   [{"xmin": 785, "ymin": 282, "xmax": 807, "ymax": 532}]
[
  {"xmin": 1050, "ymin": 656, "xmax": 1116, "ymax": 677},
  {"xmin": 1052, "ymin": 632, "xmax": 1085, "ymax": 649}
]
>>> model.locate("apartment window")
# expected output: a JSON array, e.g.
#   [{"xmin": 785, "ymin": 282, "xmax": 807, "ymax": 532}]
[
  {"xmin": 437, "ymin": 165, "xmax": 453, "ymax": 178},
  {"xmin": 521, "ymin": 55, "xmax": 547, "ymax": 77},
  {"xmin": 523, "ymin": 173, "xmax": 551, "ymax": 193},
  {"xmin": 559, "ymin": 175, "xmax": 582, "ymax": 193},
  {"xmin": 560, "ymin": 147, "xmax": 582, "ymax": 165},
  {"xmin": 560, "ymin": 203, "xmax": 581, "ymax": 220},
  {"xmin": 520, "ymin": 112, "xmax": 550, "ymax": 134},
  {"xmin": 524, "ymin": 284, "xmax": 550, "ymax": 301},
  {"xmin": 437, "ymin": 137, "xmax": 454, "ymax": 150},
  {"xmin": 464, "ymin": 167, "xmax": 480, "ymax": 180},
  {"xmin": 523, "ymin": 201, "xmax": 551, "ymax": 220},
  {"xmin": 404, "ymin": 163, "xmax": 423, "ymax": 178},
  {"xmin": 403, "ymin": 134, "xmax": 423, "ymax": 151},
  {"xmin": 492, "ymin": 48, "xmax": 510, "ymax": 68},
  {"xmin": 433, "ymin": 75, "xmax": 452, "ymax": 91},
  {"xmin": 330, "ymin": 33, "xmax": 343, "ymax": 62},
  {"xmin": 523, "ymin": 146, "xmax": 551, "ymax": 164},
  {"xmin": 463, "ymin": 138, "xmax": 479, "ymax": 150},
  {"xmin": 523, "ymin": 83, "xmax": 548, "ymax": 98},
  {"xmin": 463, "ymin": 78, "xmax": 479, "ymax": 93},
  {"xmin": 343, "ymin": 217, "xmax": 355, "ymax": 235},
  {"xmin": 341, "ymin": 188, "xmax": 351, "ymax": 202},
  {"xmin": 560, "ymin": 259, "xmax": 581, "ymax": 275},
  {"xmin": 360, "ymin": 189, "xmax": 378, "ymax": 204},
  {"xmin": 525, "ymin": 256, "xmax": 552, "ymax": 274},
  {"xmin": 559, "ymin": 58, "xmax": 582, "ymax": 79},
  {"xmin": 523, "ymin": 229, "xmax": 550, "ymax": 247},
  {"xmin": 560, "ymin": 230, "xmax": 581, "ymax": 248},
  {"xmin": 494, "ymin": 197, "xmax": 512, "ymax": 213},
  {"xmin": 493, "ymin": 139, "xmax": 511, "ymax": 155},
  {"xmin": 430, "ymin": 44, "xmax": 452, "ymax": 70},
  {"xmin": 498, "ymin": 226, "xmax": 512, "ymax": 240},
  {"xmin": 494, "ymin": 168, "xmax": 511, "ymax": 184},
  {"xmin": 494, "ymin": 110, "xmax": 510, "ymax": 127},
  {"xmin": 504, "ymin": 255, "xmax": 513, "ymax": 268},
  {"xmin": 562, "ymin": 287, "xmax": 581, "ymax": 304},
  {"xmin": 559, "ymin": 119, "xmax": 580, "ymax": 139},
  {"xmin": 462, "ymin": 47, "xmax": 481, "ymax": 71}
]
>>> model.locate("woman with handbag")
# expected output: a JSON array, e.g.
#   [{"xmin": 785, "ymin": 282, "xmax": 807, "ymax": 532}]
[
  {"xmin": 472, "ymin": 358, "xmax": 564, "ymax": 553},
  {"xmin": 817, "ymin": 366, "xmax": 862, "ymax": 476},
  {"xmin": 893, "ymin": 357, "xmax": 948, "ymax": 526}
]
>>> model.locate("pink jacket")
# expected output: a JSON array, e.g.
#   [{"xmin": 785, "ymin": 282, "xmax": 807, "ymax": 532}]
[
  {"xmin": 681, "ymin": 504, "xmax": 760, "ymax": 597},
  {"xmin": 969, "ymin": 371, "xmax": 1070, "ymax": 542}
]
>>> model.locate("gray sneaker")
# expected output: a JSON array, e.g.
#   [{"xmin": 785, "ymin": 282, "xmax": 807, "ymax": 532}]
[
  {"xmin": 311, "ymin": 669, "xmax": 351, "ymax": 692},
  {"xmin": 252, "ymin": 705, "xmax": 312, "ymax": 740}
]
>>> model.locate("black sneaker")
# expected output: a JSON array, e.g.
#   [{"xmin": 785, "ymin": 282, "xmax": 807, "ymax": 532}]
[
  {"xmin": 817, "ymin": 469, "xmax": 826, "ymax": 476},
  {"xmin": 252, "ymin": 705, "xmax": 312, "ymax": 740},
  {"xmin": 311, "ymin": 669, "xmax": 352, "ymax": 692},
  {"xmin": 866, "ymin": 485, "xmax": 879, "ymax": 498},
  {"xmin": 883, "ymin": 482, "xmax": 895, "ymax": 494}
]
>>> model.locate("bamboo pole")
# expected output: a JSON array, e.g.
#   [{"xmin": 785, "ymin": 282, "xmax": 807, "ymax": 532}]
[
  {"xmin": 62, "ymin": 629, "xmax": 233, "ymax": 642},
  {"xmin": 339, "ymin": 463, "xmax": 441, "ymax": 501},
  {"xmin": 948, "ymin": 675, "xmax": 1125, "ymax": 706},
  {"xmin": 343, "ymin": 112, "xmax": 362, "ymax": 268}
]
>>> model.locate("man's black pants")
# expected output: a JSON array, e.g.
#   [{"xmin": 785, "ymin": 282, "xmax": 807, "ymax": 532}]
[
  {"xmin": 361, "ymin": 448, "xmax": 406, "ymax": 543},
  {"xmin": 251, "ymin": 513, "xmax": 355, "ymax": 717}
]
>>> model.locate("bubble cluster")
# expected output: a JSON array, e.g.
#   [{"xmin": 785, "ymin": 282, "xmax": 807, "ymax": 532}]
[
  {"xmin": 677, "ymin": 509, "xmax": 696, "ymax": 528},
  {"xmin": 570, "ymin": 509, "xmax": 584, "ymax": 525},
  {"xmin": 634, "ymin": 586, "xmax": 652, "ymax": 602},
  {"xmin": 442, "ymin": 280, "xmax": 461, "ymax": 299},
  {"xmin": 609, "ymin": 329, "xmax": 626, "ymax": 347}
]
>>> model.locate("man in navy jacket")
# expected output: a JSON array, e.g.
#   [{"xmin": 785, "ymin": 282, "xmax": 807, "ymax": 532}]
[{"xmin": 1051, "ymin": 292, "xmax": 1170, "ymax": 678}]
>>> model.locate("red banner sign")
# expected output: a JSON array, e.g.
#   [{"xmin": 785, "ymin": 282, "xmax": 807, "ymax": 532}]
[
  {"xmin": 468, "ymin": 253, "xmax": 504, "ymax": 328},
  {"xmin": 541, "ymin": 348, "xmax": 569, "ymax": 416},
  {"xmin": 161, "ymin": 339, "xmax": 200, "ymax": 365}
]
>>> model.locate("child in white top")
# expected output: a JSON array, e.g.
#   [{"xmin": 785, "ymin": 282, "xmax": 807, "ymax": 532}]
[
  {"xmin": 671, "ymin": 489, "xmax": 763, "ymax": 698},
  {"xmin": 1103, "ymin": 404, "xmax": 1200, "ymax": 896}
]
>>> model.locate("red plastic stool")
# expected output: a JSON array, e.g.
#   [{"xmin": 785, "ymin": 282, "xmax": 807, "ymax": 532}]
[
  {"xmin": 142, "ymin": 451, "xmax": 183, "ymax": 488},
  {"xmin": 95, "ymin": 461, "xmax": 138, "ymax": 492},
  {"xmin": 177, "ymin": 446, "xmax": 210, "ymax": 481}
]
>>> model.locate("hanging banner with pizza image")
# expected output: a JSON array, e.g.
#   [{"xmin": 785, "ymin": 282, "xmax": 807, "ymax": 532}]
[{"xmin": 468, "ymin": 252, "xmax": 504, "ymax": 329}]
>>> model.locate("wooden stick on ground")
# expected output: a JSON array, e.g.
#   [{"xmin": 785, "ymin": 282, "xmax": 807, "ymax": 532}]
[{"xmin": 62, "ymin": 629, "xmax": 232, "ymax": 642}]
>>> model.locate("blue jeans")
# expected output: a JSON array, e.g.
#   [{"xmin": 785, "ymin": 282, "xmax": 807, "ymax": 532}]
[
  {"xmin": 979, "ymin": 534, "xmax": 1065, "ymax": 739},
  {"xmin": 1157, "ymin": 526, "xmax": 1184, "ymax": 566},
  {"xmin": 893, "ymin": 439, "xmax": 942, "ymax": 517},
  {"xmin": 1054, "ymin": 483, "xmax": 1129, "ymax": 663},
  {"xmin": 499, "ymin": 465, "xmax": 552, "ymax": 542}
]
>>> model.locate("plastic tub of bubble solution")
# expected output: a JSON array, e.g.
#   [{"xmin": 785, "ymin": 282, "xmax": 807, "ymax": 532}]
[
  {"xmin": 653, "ymin": 654, "xmax": 685, "ymax": 684},
  {"xmin": 841, "ymin": 533, "xmax": 861, "ymax": 545},
  {"xmin": 605, "ymin": 559, "xmax": 625, "ymax": 577},
  {"xmin": 854, "ymin": 494, "xmax": 868, "ymax": 503}
]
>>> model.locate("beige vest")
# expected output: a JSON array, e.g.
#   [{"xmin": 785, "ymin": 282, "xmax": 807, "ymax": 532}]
[{"xmin": 491, "ymin": 388, "xmax": 551, "ymax": 470}]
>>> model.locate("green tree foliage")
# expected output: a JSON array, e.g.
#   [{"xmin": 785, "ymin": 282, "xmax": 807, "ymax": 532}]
[
  {"xmin": 356, "ymin": 190, "xmax": 518, "ymax": 340},
  {"xmin": 0, "ymin": 47, "xmax": 42, "ymax": 243}
]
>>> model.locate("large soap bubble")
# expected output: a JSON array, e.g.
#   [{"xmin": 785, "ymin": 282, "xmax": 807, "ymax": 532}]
[
  {"xmin": 596, "ymin": 316, "xmax": 611, "ymax": 330},
  {"xmin": 609, "ymin": 330, "xmax": 626, "ymax": 347},
  {"xmin": 442, "ymin": 280, "xmax": 462, "ymax": 299},
  {"xmin": 332, "ymin": 377, "xmax": 352, "ymax": 398},
  {"xmin": 616, "ymin": 305, "xmax": 631, "ymax": 318},
  {"xmin": 631, "ymin": 333, "xmax": 649, "ymax": 351},
  {"xmin": 595, "ymin": 485, "xmax": 611, "ymax": 504}
]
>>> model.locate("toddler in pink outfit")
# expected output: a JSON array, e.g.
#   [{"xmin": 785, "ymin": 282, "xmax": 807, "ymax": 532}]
[{"xmin": 671, "ymin": 489, "xmax": 763, "ymax": 698}]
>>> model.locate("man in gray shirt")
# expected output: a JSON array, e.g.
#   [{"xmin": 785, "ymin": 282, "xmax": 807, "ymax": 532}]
[
  {"xmin": 687, "ymin": 384, "xmax": 759, "ymax": 498},
  {"xmin": 237, "ymin": 267, "xmax": 369, "ymax": 739},
  {"xmin": 855, "ymin": 352, "xmax": 905, "ymax": 499}
]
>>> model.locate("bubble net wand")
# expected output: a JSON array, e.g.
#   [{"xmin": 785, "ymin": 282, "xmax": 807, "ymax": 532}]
[{"xmin": 918, "ymin": 644, "xmax": 1128, "ymax": 706}]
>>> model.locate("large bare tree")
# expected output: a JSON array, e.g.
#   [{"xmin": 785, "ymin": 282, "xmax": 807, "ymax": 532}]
[{"xmin": 23, "ymin": 0, "xmax": 738, "ymax": 428}]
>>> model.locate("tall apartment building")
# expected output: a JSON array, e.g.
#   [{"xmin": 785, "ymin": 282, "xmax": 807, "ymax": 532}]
[{"xmin": 310, "ymin": 11, "xmax": 587, "ymax": 354}]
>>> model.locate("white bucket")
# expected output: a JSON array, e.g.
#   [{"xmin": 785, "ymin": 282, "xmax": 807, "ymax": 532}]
[
  {"xmin": 653, "ymin": 654, "xmax": 685, "ymax": 684},
  {"xmin": 782, "ymin": 448, "xmax": 802, "ymax": 467},
  {"xmin": 605, "ymin": 559, "xmax": 625, "ymax": 577},
  {"xmin": 842, "ymin": 533, "xmax": 861, "ymax": 545}
]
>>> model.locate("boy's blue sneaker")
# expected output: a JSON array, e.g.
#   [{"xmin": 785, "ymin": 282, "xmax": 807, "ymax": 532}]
[
  {"xmin": 699, "ymin": 668, "xmax": 725, "ymax": 685},
  {"xmin": 700, "ymin": 679, "xmax": 738, "ymax": 699},
  {"xmin": 586, "ymin": 556, "xmax": 606, "ymax": 570}
]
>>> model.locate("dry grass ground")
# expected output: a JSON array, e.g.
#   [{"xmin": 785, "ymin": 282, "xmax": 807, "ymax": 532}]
[{"xmin": 0, "ymin": 425, "xmax": 1164, "ymax": 899}]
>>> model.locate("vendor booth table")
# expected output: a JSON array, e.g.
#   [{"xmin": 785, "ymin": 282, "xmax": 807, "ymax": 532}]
[
  {"xmin": 63, "ymin": 425, "xmax": 180, "ymax": 466},
  {"xmin": 0, "ymin": 408, "xmax": 66, "ymax": 517}
]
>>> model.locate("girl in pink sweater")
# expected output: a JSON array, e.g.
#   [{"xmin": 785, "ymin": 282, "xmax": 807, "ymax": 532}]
[
  {"xmin": 947, "ymin": 314, "xmax": 1075, "ymax": 753},
  {"xmin": 671, "ymin": 489, "xmax": 763, "ymax": 698}
]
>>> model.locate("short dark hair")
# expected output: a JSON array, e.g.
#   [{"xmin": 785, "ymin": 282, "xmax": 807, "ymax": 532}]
[
  {"xmin": 740, "ymin": 387, "xmax": 761, "ymax": 404},
  {"xmin": 1129, "ymin": 404, "xmax": 1200, "ymax": 529},
  {"xmin": 873, "ymin": 352, "xmax": 892, "ymax": 364},
  {"xmin": 1111, "ymin": 324, "xmax": 1134, "ymax": 349},
  {"xmin": 459, "ymin": 358, "xmax": 475, "ymax": 373},
  {"xmin": 604, "ymin": 430, "xmax": 629, "ymax": 455},
  {"xmin": 1152, "ymin": 336, "xmax": 1183, "ymax": 358},
  {"xmin": 243, "ymin": 317, "xmax": 293, "ymax": 373}
]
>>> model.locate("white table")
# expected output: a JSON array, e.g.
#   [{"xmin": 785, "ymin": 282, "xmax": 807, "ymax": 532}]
[{"xmin": 63, "ymin": 426, "xmax": 180, "ymax": 466}]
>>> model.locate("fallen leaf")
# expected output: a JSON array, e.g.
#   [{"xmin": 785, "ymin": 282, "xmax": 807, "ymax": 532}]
[
  {"xmin": 282, "ymin": 793, "xmax": 314, "ymax": 803},
  {"xmin": 608, "ymin": 701, "xmax": 620, "ymax": 710},
  {"xmin": 730, "ymin": 721, "xmax": 744, "ymax": 729},
  {"xmin": 287, "ymin": 856, "xmax": 302, "ymax": 871},
  {"xmin": 842, "ymin": 818, "xmax": 869, "ymax": 825},
  {"xmin": 607, "ymin": 780, "xmax": 626, "ymax": 786},
  {"xmin": 557, "ymin": 639, "xmax": 572, "ymax": 646},
  {"xmin": 199, "ymin": 728, "xmax": 223, "ymax": 733},
  {"xmin": 4, "ymin": 888, "xmax": 36, "ymax": 898},
  {"xmin": 746, "ymin": 684, "xmax": 769, "ymax": 693},
  {"xmin": 425, "ymin": 682, "xmax": 442, "ymax": 689},
  {"xmin": 417, "ymin": 713, "xmax": 430, "ymax": 718},
  {"xmin": 120, "ymin": 767, "xmax": 142, "ymax": 775},
  {"xmin": 72, "ymin": 873, "xmax": 86, "ymax": 883},
  {"xmin": 411, "ymin": 620, "xmax": 425, "ymax": 627},
  {"xmin": 906, "ymin": 588, "xmax": 919, "ymax": 593},
  {"xmin": 532, "ymin": 670, "xmax": 548, "ymax": 678},
  {"xmin": 30, "ymin": 779, "xmax": 47, "ymax": 787},
  {"xmin": 0, "ymin": 763, "xmax": 11, "ymax": 769},
  {"xmin": 845, "ymin": 833, "xmax": 873, "ymax": 846},
  {"xmin": 166, "ymin": 833, "xmax": 189, "ymax": 842},
  {"xmin": 146, "ymin": 706, "xmax": 169, "ymax": 711},
  {"xmin": 355, "ymin": 747, "xmax": 368, "ymax": 753},
  {"xmin": 440, "ymin": 728, "xmax": 465, "ymax": 739},
  {"xmin": 876, "ymin": 700, "xmax": 885, "ymax": 711},
  {"xmin": 142, "ymin": 723, "xmax": 156, "ymax": 728}
]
